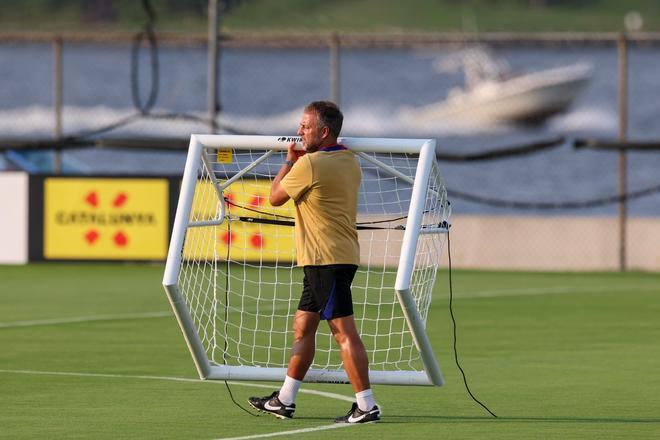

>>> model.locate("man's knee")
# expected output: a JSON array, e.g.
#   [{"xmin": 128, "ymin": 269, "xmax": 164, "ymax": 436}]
[
  {"xmin": 293, "ymin": 327, "xmax": 315, "ymax": 344},
  {"xmin": 328, "ymin": 315, "xmax": 363, "ymax": 345},
  {"xmin": 332, "ymin": 328, "xmax": 361, "ymax": 348}
]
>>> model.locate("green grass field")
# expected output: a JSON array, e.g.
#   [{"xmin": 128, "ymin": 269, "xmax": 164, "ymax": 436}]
[
  {"xmin": 1, "ymin": 264, "xmax": 659, "ymax": 439},
  {"xmin": 4, "ymin": 0, "xmax": 660, "ymax": 33}
]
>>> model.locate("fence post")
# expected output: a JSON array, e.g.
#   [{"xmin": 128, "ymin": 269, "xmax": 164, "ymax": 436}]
[
  {"xmin": 329, "ymin": 32, "xmax": 341, "ymax": 106},
  {"xmin": 53, "ymin": 36, "xmax": 63, "ymax": 175},
  {"xmin": 617, "ymin": 33, "xmax": 628, "ymax": 272},
  {"xmin": 207, "ymin": 0, "xmax": 220, "ymax": 133}
]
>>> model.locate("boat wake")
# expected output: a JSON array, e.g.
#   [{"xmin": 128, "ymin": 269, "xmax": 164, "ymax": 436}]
[{"xmin": 0, "ymin": 103, "xmax": 616, "ymax": 141}]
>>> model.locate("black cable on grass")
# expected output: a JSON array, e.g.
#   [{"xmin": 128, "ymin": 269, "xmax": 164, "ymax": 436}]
[
  {"xmin": 447, "ymin": 231, "xmax": 498, "ymax": 418},
  {"xmin": 223, "ymin": 380, "xmax": 259, "ymax": 417},
  {"xmin": 223, "ymin": 206, "xmax": 260, "ymax": 417},
  {"xmin": 219, "ymin": 201, "xmax": 487, "ymax": 419}
]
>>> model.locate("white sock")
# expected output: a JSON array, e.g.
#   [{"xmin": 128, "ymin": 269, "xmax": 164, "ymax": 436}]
[
  {"xmin": 278, "ymin": 375, "xmax": 302, "ymax": 406},
  {"xmin": 355, "ymin": 389, "xmax": 376, "ymax": 411}
]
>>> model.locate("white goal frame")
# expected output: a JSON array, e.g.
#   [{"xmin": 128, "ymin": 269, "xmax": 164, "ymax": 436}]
[{"xmin": 163, "ymin": 134, "xmax": 448, "ymax": 386}]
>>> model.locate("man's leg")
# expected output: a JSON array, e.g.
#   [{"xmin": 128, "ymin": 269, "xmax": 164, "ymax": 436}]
[
  {"xmin": 287, "ymin": 310, "xmax": 321, "ymax": 380},
  {"xmin": 247, "ymin": 310, "xmax": 320, "ymax": 418},
  {"xmin": 278, "ymin": 310, "xmax": 320, "ymax": 405},
  {"xmin": 327, "ymin": 315, "xmax": 370, "ymax": 392},
  {"xmin": 329, "ymin": 315, "xmax": 380, "ymax": 423}
]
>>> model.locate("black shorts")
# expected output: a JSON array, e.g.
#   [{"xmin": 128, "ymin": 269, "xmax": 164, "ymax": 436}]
[{"xmin": 298, "ymin": 265, "xmax": 358, "ymax": 321}]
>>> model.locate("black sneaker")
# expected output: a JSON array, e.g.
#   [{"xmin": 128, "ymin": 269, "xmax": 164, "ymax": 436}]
[
  {"xmin": 335, "ymin": 402, "xmax": 381, "ymax": 424},
  {"xmin": 247, "ymin": 391, "xmax": 295, "ymax": 419}
]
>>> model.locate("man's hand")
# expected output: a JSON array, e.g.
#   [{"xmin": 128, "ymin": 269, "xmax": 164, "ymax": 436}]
[{"xmin": 287, "ymin": 142, "xmax": 306, "ymax": 164}]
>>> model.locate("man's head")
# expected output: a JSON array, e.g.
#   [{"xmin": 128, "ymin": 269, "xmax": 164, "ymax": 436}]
[{"xmin": 297, "ymin": 101, "xmax": 343, "ymax": 152}]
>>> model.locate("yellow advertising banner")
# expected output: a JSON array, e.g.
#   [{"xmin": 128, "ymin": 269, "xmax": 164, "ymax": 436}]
[
  {"xmin": 44, "ymin": 178, "xmax": 169, "ymax": 260},
  {"xmin": 183, "ymin": 180, "xmax": 296, "ymax": 263}
]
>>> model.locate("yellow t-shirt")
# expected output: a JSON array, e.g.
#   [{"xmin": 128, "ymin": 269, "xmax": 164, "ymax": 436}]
[{"xmin": 280, "ymin": 149, "xmax": 361, "ymax": 266}]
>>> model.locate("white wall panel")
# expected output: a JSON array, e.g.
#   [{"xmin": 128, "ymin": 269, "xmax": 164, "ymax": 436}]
[{"xmin": 0, "ymin": 172, "xmax": 29, "ymax": 264}]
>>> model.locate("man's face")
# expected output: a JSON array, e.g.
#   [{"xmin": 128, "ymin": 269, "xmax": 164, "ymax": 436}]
[{"xmin": 297, "ymin": 110, "xmax": 324, "ymax": 152}]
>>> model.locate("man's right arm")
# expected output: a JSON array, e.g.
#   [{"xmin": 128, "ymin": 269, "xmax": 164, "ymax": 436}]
[
  {"xmin": 270, "ymin": 163, "xmax": 293, "ymax": 206},
  {"xmin": 270, "ymin": 142, "xmax": 304, "ymax": 206}
]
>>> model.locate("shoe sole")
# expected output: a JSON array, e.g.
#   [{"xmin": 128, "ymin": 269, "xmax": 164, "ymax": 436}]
[{"xmin": 248, "ymin": 402, "xmax": 293, "ymax": 420}]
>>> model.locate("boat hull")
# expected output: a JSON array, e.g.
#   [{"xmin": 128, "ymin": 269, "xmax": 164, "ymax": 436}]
[{"xmin": 411, "ymin": 63, "xmax": 592, "ymax": 125}]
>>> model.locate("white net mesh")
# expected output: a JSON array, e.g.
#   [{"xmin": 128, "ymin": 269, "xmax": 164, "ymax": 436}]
[{"xmin": 176, "ymin": 142, "xmax": 450, "ymax": 379}]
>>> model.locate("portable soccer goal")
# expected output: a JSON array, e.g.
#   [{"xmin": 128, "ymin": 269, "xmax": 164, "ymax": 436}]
[{"xmin": 163, "ymin": 134, "xmax": 451, "ymax": 386}]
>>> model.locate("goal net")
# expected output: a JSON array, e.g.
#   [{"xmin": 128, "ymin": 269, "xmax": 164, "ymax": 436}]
[{"xmin": 163, "ymin": 135, "xmax": 450, "ymax": 386}]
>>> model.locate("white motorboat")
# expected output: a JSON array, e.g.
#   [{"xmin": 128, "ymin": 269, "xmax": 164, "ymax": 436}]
[{"xmin": 407, "ymin": 47, "xmax": 592, "ymax": 125}]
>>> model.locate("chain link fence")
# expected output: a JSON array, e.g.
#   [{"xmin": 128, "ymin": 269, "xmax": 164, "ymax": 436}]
[{"xmin": 1, "ymin": 31, "xmax": 659, "ymax": 270}]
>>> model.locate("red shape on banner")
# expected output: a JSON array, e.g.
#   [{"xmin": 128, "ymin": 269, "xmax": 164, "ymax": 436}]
[
  {"xmin": 250, "ymin": 233, "xmax": 264, "ymax": 248},
  {"xmin": 249, "ymin": 194, "xmax": 265, "ymax": 207},
  {"xmin": 113, "ymin": 192, "xmax": 128, "ymax": 207},
  {"xmin": 224, "ymin": 192, "xmax": 235, "ymax": 207},
  {"xmin": 114, "ymin": 231, "xmax": 128, "ymax": 247},
  {"xmin": 85, "ymin": 191, "xmax": 98, "ymax": 207},
  {"xmin": 222, "ymin": 231, "xmax": 236, "ymax": 246},
  {"xmin": 85, "ymin": 229, "xmax": 99, "ymax": 244}
]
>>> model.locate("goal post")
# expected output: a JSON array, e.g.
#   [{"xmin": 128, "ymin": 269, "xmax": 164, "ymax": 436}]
[{"xmin": 163, "ymin": 134, "xmax": 451, "ymax": 386}]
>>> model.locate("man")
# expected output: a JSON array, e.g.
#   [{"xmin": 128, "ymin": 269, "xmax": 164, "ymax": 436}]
[{"xmin": 247, "ymin": 101, "xmax": 380, "ymax": 424}]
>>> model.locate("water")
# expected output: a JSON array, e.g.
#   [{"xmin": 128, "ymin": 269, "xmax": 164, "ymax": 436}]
[{"xmin": 1, "ymin": 42, "xmax": 659, "ymax": 216}]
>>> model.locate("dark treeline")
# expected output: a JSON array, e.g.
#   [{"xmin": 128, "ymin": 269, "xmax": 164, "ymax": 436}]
[
  {"xmin": 0, "ymin": 0, "xmax": 243, "ymax": 24},
  {"xmin": 0, "ymin": 0, "xmax": 602, "ymax": 25}
]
